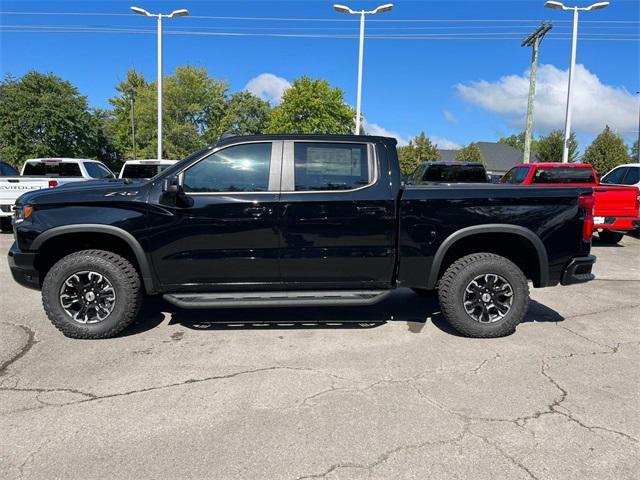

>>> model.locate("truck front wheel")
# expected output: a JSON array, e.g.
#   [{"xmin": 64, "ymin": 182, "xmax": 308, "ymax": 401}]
[
  {"xmin": 437, "ymin": 253, "xmax": 529, "ymax": 338},
  {"xmin": 42, "ymin": 250, "xmax": 142, "ymax": 339}
]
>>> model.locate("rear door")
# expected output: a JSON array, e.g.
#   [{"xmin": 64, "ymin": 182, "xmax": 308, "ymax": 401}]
[{"xmin": 277, "ymin": 140, "xmax": 396, "ymax": 289}]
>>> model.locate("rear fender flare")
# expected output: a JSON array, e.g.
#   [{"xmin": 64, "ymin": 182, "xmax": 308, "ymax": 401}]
[{"xmin": 426, "ymin": 224, "xmax": 549, "ymax": 289}]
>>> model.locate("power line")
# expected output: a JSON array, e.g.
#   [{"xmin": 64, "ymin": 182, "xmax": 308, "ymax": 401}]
[{"xmin": 0, "ymin": 11, "xmax": 638, "ymax": 24}]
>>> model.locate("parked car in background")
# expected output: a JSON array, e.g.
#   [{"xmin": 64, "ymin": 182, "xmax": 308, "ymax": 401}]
[
  {"xmin": 118, "ymin": 159, "xmax": 177, "ymax": 180},
  {"xmin": 21, "ymin": 158, "xmax": 115, "ymax": 179},
  {"xmin": 501, "ymin": 163, "xmax": 640, "ymax": 244},
  {"xmin": 409, "ymin": 161, "xmax": 489, "ymax": 184},
  {"xmin": 1, "ymin": 158, "xmax": 116, "ymax": 232},
  {"xmin": 600, "ymin": 163, "xmax": 640, "ymax": 188},
  {"xmin": 9, "ymin": 135, "xmax": 596, "ymax": 340}
]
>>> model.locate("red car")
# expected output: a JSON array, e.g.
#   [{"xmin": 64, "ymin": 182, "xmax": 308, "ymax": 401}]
[{"xmin": 502, "ymin": 163, "xmax": 640, "ymax": 244}]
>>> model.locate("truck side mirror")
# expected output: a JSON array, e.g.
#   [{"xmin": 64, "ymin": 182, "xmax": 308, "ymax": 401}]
[{"xmin": 161, "ymin": 176, "xmax": 192, "ymax": 207}]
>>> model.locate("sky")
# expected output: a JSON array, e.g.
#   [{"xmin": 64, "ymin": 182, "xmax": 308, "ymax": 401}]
[{"xmin": 0, "ymin": 0, "xmax": 638, "ymax": 152}]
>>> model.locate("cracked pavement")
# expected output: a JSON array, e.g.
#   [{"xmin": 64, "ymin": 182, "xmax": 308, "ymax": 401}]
[{"xmin": 0, "ymin": 235, "xmax": 638, "ymax": 479}]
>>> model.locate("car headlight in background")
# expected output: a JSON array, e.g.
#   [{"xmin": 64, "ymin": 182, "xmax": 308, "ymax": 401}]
[{"xmin": 13, "ymin": 204, "xmax": 33, "ymax": 224}]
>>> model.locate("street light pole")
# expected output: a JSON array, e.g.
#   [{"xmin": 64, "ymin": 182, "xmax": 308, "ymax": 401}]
[
  {"xmin": 130, "ymin": 6, "xmax": 189, "ymax": 160},
  {"xmin": 333, "ymin": 4, "xmax": 394, "ymax": 135},
  {"xmin": 544, "ymin": 1, "xmax": 609, "ymax": 163}
]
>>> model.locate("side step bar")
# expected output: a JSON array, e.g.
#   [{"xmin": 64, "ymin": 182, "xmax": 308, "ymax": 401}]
[{"xmin": 163, "ymin": 290, "xmax": 391, "ymax": 309}]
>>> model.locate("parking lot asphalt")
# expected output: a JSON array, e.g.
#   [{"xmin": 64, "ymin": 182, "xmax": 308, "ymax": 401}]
[{"xmin": 0, "ymin": 233, "xmax": 639, "ymax": 480}]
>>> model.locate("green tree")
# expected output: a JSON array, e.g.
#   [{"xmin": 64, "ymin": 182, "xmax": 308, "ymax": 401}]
[
  {"xmin": 498, "ymin": 132, "xmax": 526, "ymax": 152},
  {"xmin": 108, "ymin": 66, "xmax": 228, "ymax": 160},
  {"xmin": 583, "ymin": 125, "xmax": 630, "ymax": 175},
  {"xmin": 397, "ymin": 132, "xmax": 441, "ymax": 176},
  {"xmin": 265, "ymin": 76, "xmax": 355, "ymax": 134},
  {"xmin": 218, "ymin": 91, "xmax": 271, "ymax": 137},
  {"xmin": 535, "ymin": 129, "xmax": 578, "ymax": 163},
  {"xmin": 456, "ymin": 143, "xmax": 484, "ymax": 163},
  {"xmin": 0, "ymin": 71, "xmax": 118, "ymax": 166}
]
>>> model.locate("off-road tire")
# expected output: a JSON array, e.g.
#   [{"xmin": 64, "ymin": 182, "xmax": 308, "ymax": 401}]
[
  {"xmin": 598, "ymin": 230, "xmax": 624, "ymax": 245},
  {"xmin": 42, "ymin": 249, "xmax": 142, "ymax": 339},
  {"xmin": 437, "ymin": 253, "xmax": 529, "ymax": 338}
]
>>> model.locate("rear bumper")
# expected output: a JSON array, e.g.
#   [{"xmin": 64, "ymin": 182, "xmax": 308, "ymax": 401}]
[
  {"xmin": 561, "ymin": 255, "xmax": 596, "ymax": 286},
  {"xmin": 7, "ymin": 242, "xmax": 40, "ymax": 290},
  {"xmin": 595, "ymin": 217, "xmax": 637, "ymax": 232}
]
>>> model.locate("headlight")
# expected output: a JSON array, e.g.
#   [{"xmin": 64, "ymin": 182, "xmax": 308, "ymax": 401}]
[{"xmin": 13, "ymin": 204, "xmax": 33, "ymax": 224}]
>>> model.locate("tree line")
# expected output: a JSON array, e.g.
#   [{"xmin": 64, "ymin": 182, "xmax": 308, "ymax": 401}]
[
  {"xmin": 0, "ymin": 67, "xmax": 354, "ymax": 169},
  {"xmin": 0, "ymin": 67, "xmax": 636, "ymax": 177}
]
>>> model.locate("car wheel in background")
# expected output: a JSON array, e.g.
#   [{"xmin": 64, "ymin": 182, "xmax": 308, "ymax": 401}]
[{"xmin": 598, "ymin": 230, "xmax": 624, "ymax": 244}]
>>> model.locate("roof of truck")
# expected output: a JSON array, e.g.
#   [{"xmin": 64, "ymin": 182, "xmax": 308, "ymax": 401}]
[{"xmin": 511, "ymin": 163, "xmax": 594, "ymax": 169}]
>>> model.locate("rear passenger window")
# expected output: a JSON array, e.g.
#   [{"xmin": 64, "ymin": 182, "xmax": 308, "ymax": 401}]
[
  {"xmin": 532, "ymin": 167, "xmax": 595, "ymax": 184},
  {"xmin": 294, "ymin": 143, "xmax": 370, "ymax": 191},
  {"xmin": 600, "ymin": 167, "xmax": 626, "ymax": 185},
  {"xmin": 183, "ymin": 142, "xmax": 272, "ymax": 193},
  {"xmin": 621, "ymin": 167, "xmax": 639, "ymax": 185}
]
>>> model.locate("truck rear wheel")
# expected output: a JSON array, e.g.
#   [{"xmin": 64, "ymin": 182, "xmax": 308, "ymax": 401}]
[
  {"xmin": 598, "ymin": 230, "xmax": 624, "ymax": 244},
  {"xmin": 437, "ymin": 253, "xmax": 529, "ymax": 338},
  {"xmin": 42, "ymin": 250, "xmax": 142, "ymax": 339}
]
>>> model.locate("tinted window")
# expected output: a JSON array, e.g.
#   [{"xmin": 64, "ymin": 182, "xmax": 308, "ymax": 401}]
[
  {"xmin": 0, "ymin": 162, "xmax": 19, "ymax": 176},
  {"xmin": 532, "ymin": 167, "xmax": 595, "ymax": 184},
  {"xmin": 621, "ymin": 166, "xmax": 639, "ymax": 185},
  {"xmin": 22, "ymin": 161, "xmax": 82, "ymax": 177},
  {"xmin": 121, "ymin": 164, "xmax": 171, "ymax": 179},
  {"xmin": 600, "ymin": 167, "xmax": 626, "ymax": 185},
  {"xmin": 422, "ymin": 164, "xmax": 487, "ymax": 183},
  {"xmin": 84, "ymin": 162, "xmax": 114, "ymax": 179},
  {"xmin": 502, "ymin": 167, "xmax": 530, "ymax": 184},
  {"xmin": 294, "ymin": 143, "xmax": 369, "ymax": 191},
  {"xmin": 183, "ymin": 143, "xmax": 271, "ymax": 193}
]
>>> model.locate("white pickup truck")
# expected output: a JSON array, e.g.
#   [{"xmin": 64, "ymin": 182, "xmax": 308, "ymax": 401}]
[{"xmin": 0, "ymin": 158, "xmax": 115, "ymax": 231}]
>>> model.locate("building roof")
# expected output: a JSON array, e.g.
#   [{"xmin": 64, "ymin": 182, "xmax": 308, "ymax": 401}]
[{"xmin": 438, "ymin": 142, "xmax": 525, "ymax": 173}]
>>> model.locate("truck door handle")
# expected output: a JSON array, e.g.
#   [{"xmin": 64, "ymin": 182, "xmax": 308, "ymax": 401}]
[
  {"xmin": 243, "ymin": 206, "xmax": 271, "ymax": 217},
  {"xmin": 357, "ymin": 206, "xmax": 388, "ymax": 216}
]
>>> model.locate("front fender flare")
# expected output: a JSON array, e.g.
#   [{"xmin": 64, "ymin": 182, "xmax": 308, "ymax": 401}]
[{"xmin": 32, "ymin": 224, "xmax": 156, "ymax": 294}]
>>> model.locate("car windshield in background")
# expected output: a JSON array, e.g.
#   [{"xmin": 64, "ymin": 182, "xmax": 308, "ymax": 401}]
[
  {"xmin": 23, "ymin": 161, "xmax": 82, "ymax": 177},
  {"xmin": 0, "ymin": 162, "xmax": 19, "ymax": 176},
  {"xmin": 423, "ymin": 165, "xmax": 487, "ymax": 183},
  {"xmin": 502, "ymin": 166, "xmax": 530, "ymax": 184},
  {"xmin": 122, "ymin": 164, "xmax": 171, "ymax": 179},
  {"xmin": 532, "ymin": 167, "xmax": 595, "ymax": 184}
]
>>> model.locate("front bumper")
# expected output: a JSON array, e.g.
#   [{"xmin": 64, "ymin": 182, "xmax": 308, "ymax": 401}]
[
  {"xmin": 561, "ymin": 255, "xmax": 596, "ymax": 286},
  {"xmin": 7, "ymin": 242, "xmax": 40, "ymax": 290}
]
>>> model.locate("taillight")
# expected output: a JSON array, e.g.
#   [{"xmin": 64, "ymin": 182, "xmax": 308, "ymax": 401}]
[
  {"xmin": 48, "ymin": 180, "xmax": 58, "ymax": 188},
  {"xmin": 579, "ymin": 193, "xmax": 594, "ymax": 242}
]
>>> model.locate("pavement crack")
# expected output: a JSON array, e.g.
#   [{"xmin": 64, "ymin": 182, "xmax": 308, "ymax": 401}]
[
  {"xmin": 0, "ymin": 323, "xmax": 37, "ymax": 377},
  {"xmin": 473, "ymin": 433, "xmax": 539, "ymax": 480}
]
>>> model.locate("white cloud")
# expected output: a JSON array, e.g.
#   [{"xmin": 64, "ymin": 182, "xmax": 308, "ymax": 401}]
[
  {"xmin": 443, "ymin": 110, "xmax": 458, "ymax": 123},
  {"xmin": 431, "ymin": 136, "xmax": 461, "ymax": 150},
  {"xmin": 456, "ymin": 64, "xmax": 636, "ymax": 138},
  {"xmin": 244, "ymin": 73, "xmax": 290, "ymax": 104},
  {"xmin": 363, "ymin": 120, "xmax": 410, "ymax": 146}
]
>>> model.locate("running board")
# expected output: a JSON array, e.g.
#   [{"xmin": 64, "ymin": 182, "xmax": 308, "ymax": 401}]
[{"xmin": 163, "ymin": 290, "xmax": 391, "ymax": 309}]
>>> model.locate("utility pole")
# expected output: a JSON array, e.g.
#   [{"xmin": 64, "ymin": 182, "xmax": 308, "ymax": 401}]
[
  {"xmin": 129, "ymin": 92, "xmax": 136, "ymax": 160},
  {"xmin": 521, "ymin": 22, "xmax": 552, "ymax": 164}
]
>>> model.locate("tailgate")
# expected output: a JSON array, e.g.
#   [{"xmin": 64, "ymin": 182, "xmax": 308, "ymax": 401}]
[
  {"xmin": 0, "ymin": 178, "xmax": 50, "ymax": 207},
  {"xmin": 593, "ymin": 186, "xmax": 639, "ymax": 219}
]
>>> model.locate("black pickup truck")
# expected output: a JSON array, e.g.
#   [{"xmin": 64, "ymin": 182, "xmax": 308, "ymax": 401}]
[{"xmin": 8, "ymin": 135, "xmax": 596, "ymax": 339}]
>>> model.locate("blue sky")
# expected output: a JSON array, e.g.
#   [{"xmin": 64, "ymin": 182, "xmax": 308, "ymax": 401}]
[{"xmin": 1, "ymin": 0, "xmax": 638, "ymax": 151}]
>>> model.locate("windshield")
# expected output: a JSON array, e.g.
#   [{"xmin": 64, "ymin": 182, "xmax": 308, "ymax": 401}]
[
  {"xmin": 422, "ymin": 164, "xmax": 487, "ymax": 183},
  {"xmin": 22, "ymin": 161, "xmax": 83, "ymax": 177},
  {"xmin": 121, "ymin": 164, "xmax": 172, "ymax": 179},
  {"xmin": 532, "ymin": 167, "xmax": 595, "ymax": 184}
]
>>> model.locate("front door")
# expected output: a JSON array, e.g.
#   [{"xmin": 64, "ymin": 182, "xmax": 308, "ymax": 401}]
[
  {"xmin": 277, "ymin": 140, "xmax": 396, "ymax": 289},
  {"xmin": 149, "ymin": 141, "xmax": 282, "ymax": 289}
]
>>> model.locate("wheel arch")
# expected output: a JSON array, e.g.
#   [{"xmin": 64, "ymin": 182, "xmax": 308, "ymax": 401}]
[
  {"xmin": 426, "ymin": 224, "xmax": 549, "ymax": 289},
  {"xmin": 32, "ymin": 224, "xmax": 156, "ymax": 294}
]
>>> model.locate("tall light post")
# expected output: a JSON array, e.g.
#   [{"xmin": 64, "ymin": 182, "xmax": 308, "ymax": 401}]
[
  {"xmin": 544, "ymin": 1, "xmax": 609, "ymax": 163},
  {"xmin": 130, "ymin": 6, "xmax": 189, "ymax": 160},
  {"xmin": 333, "ymin": 3, "xmax": 394, "ymax": 135}
]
